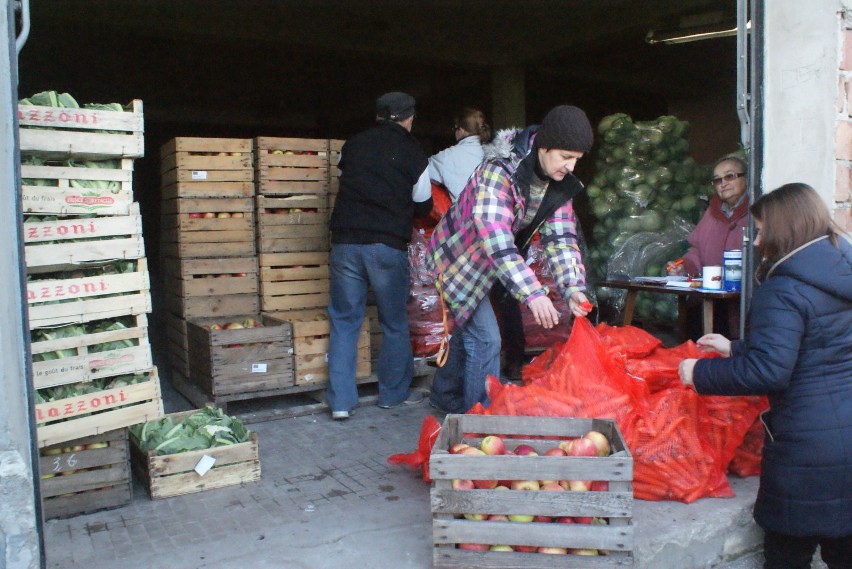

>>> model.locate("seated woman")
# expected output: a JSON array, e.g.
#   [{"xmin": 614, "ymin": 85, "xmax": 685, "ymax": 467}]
[{"xmin": 667, "ymin": 155, "xmax": 749, "ymax": 338}]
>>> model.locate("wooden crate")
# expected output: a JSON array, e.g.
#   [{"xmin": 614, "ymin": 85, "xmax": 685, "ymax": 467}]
[
  {"xmin": 254, "ymin": 137, "xmax": 329, "ymax": 196},
  {"xmin": 161, "ymin": 180, "xmax": 254, "ymax": 200},
  {"xmin": 186, "ymin": 314, "xmax": 295, "ymax": 402},
  {"xmin": 163, "ymin": 257, "xmax": 258, "ymax": 298},
  {"xmin": 36, "ymin": 367, "xmax": 164, "ymax": 448},
  {"xmin": 23, "ymin": 203, "xmax": 145, "ymax": 271},
  {"xmin": 164, "ymin": 291, "xmax": 260, "ymax": 320},
  {"xmin": 160, "ymin": 137, "xmax": 252, "ymax": 169},
  {"xmin": 257, "ymin": 225, "xmax": 329, "ymax": 254},
  {"xmin": 328, "ymin": 138, "xmax": 342, "ymax": 198},
  {"xmin": 39, "ymin": 428, "xmax": 132, "ymax": 520},
  {"xmin": 430, "ymin": 414, "xmax": 634, "ymax": 568},
  {"xmin": 30, "ymin": 313, "xmax": 152, "ymax": 390},
  {"xmin": 268, "ymin": 309, "xmax": 370, "ymax": 388},
  {"xmin": 130, "ymin": 409, "xmax": 260, "ymax": 499},
  {"xmin": 26, "ymin": 258, "xmax": 151, "ymax": 329},
  {"xmin": 18, "ymin": 100, "xmax": 144, "ymax": 160},
  {"xmin": 258, "ymin": 251, "xmax": 329, "ymax": 312},
  {"xmin": 21, "ymin": 158, "xmax": 135, "ymax": 216},
  {"xmin": 365, "ymin": 304, "xmax": 383, "ymax": 363}
]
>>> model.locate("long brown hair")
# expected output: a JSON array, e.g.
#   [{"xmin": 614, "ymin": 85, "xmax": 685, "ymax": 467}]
[
  {"xmin": 751, "ymin": 182, "xmax": 842, "ymax": 278},
  {"xmin": 455, "ymin": 107, "xmax": 492, "ymax": 144}
]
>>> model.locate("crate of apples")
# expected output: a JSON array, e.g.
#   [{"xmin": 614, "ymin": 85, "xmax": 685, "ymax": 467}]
[{"xmin": 430, "ymin": 414, "xmax": 634, "ymax": 567}]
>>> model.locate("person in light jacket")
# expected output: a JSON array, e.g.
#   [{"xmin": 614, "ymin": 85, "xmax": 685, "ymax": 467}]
[
  {"xmin": 679, "ymin": 183, "xmax": 852, "ymax": 569},
  {"xmin": 428, "ymin": 107, "xmax": 491, "ymax": 201},
  {"xmin": 428, "ymin": 105, "xmax": 594, "ymax": 414}
]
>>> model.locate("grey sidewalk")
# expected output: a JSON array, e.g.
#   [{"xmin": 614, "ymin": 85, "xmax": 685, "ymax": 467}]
[{"xmin": 41, "ymin": 384, "xmax": 827, "ymax": 569}]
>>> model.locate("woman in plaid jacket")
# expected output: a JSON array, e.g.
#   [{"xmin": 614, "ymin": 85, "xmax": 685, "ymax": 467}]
[{"xmin": 427, "ymin": 105, "xmax": 595, "ymax": 414}]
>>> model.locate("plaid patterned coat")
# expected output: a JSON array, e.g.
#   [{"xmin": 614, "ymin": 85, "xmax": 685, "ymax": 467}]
[{"xmin": 428, "ymin": 128, "xmax": 586, "ymax": 327}]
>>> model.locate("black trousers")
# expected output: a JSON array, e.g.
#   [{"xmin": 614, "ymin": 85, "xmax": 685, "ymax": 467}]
[
  {"xmin": 763, "ymin": 530, "xmax": 852, "ymax": 569},
  {"xmin": 490, "ymin": 282, "xmax": 525, "ymax": 368}
]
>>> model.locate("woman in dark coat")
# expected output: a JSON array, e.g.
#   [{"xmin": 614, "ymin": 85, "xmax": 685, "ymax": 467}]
[{"xmin": 678, "ymin": 183, "xmax": 852, "ymax": 569}]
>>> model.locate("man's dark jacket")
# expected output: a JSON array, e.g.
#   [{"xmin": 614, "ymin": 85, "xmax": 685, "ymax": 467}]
[{"xmin": 331, "ymin": 120, "xmax": 431, "ymax": 251}]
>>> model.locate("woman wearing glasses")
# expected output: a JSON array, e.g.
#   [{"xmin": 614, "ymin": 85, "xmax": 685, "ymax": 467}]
[
  {"xmin": 667, "ymin": 155, "xmax": 749, "ymax": 337},
  {"xmin": 428, "ymin": 107, "xmax": 492, "ymax": 200}
]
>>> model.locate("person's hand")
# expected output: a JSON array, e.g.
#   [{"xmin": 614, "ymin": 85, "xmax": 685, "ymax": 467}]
[
  {"xmin": 527, "ymin": 295, "xmax": 560, "ymax": 329},
  {"xmin": 568, "ymin": 292, "xmax": 592, "ymax": 317},
  {"xmin": 666, "ymin": 260, "xmax": 686, "ymax": 276},
  {"xmin": 696, "ymin": 334, "xmax": 732, "ymax": 357},
  {"xmin": 678, "ymin": 358, "xmax": 697, "ymax": 388}
]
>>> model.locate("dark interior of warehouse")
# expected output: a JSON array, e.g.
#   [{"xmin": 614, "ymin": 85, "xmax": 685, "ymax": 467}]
[{"xmin": 16, "ymin": 0, "xmax": 743, "ymax": 341}]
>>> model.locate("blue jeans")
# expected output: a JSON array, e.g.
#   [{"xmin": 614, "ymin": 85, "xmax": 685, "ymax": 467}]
[
  {"xmin": 429, "ymin": 296, "xmax": 501, "ymax": 413},
  {"xmin": 327, "ymin": 243, "xmax": 414, "ymax": 412}
]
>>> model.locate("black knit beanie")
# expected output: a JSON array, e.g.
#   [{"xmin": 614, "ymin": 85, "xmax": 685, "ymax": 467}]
[{"xmin": 534, "ymin": 105, "xmax": 594, "ymax": 153}]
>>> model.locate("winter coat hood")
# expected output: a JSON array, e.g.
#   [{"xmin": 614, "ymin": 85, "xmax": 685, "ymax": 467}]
[{"xmin": 767, "ymin": 235, "xmax": 852, "ymax": 304}]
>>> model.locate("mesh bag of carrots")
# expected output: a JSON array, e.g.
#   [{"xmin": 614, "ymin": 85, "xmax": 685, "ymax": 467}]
[{"xmin": 391, "ymin": 316, "xmax": 767, "ymax": 502}]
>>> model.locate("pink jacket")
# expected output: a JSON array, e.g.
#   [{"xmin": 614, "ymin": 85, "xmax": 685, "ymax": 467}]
[{"xmin": 681, "ymin": 194, "xmax": 750, "ymax": 277}]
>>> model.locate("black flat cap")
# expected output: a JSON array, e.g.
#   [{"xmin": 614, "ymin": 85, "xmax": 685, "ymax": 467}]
[{"xmin": 376, "ymin": 92, "xmax": 416, "ymax": 121}]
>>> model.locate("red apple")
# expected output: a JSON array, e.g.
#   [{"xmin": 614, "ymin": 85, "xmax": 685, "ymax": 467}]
[
  {"xmin": 590, "ymin": 480, "xmax": 609, "ymax": 492},
  {"xmin": 451, "ymin": 479, "xmax": 474, "ymax": 490},
  {"xmin": 540, "ymin": 482, "xmax": 564, "ymax": 492},
  {"xmin": 480, "ymin": 435, "xmax": 506, "ymax": 455},
  {"xmin": 449, "ymin": 443, "xmax": 471, "ymax": 454},
  {"xmin": 458, "ymin": 543, "xmax": 489, "ymax": 551},
  {"xmin": 188, "ymin": 212, "xmax": 203, "ymax": 219},
  {"xmin": 543, "ymin": 447, "xmax": 568, "ymax": 457},
  {"xmin": 473, "ymin": 479, "xmax": 498, "ymax": 490},
  {"xmin": 567, "ymin": 437, "xmax": 597, "ymax": 457},
  {"xmin": 487, "ymin": 514, "xmax": 509, "ymax": 522},
  {"xmin": 513, "ymin": 545, "xmax": 537, "ymax": 553},
  {"xmin": 583, "ymin": 430, "xmax": 612, "ymax": 457},
  {"xmin": 555, "ymin": 516, "xmax": 575, "ymax": 524},
  {"xmin": 537, "ymin": 547, "xmax": 568, "ymax": 554},
  {"xmin": 558, "ymin": 438, "xmax": 578, "ymax": 453},
  {"xmin": 513, "ymin": 444, "xmax": 538, "ymax": 456},
  {"xmin": 458, "ymin": 447, "xmax": 486, "ymax": 456},
  {"xmin": 567, "ymin": 480, "xmax": 591, "ymax": 492},
  {"xmin": 532, "ymin": 515, "xmax": 552, "ymax": 523},
  {"xmin": 511, "ymin": 480, "xmax": 540, "ymax": 491},
  {"xmin": 573, "ymin": 516, "xmax": 592, "ymax": 524},
  {"xmin": 568, "ymin": 548, "xmax": 599, "ymax": 555}
]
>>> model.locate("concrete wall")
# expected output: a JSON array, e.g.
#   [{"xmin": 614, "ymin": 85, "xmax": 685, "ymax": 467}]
[
  {"xmin": 0, "ymin": 1, "xmax": 41, "ymax": 567},
  {"xmin": 763, "ymin": 0, "xmax": 852, "ymax": 233}
]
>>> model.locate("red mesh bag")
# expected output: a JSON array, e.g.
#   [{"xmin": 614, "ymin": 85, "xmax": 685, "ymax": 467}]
[
  {"xmin": 520, "ymin": 239, "xmax": 572, "ymax": 349},
  {"xmin": 625, "ymin": 341, "xmax": 720, "ymax": 394},
  {"xmin": 728, "ymin": 400, "xmax": 769, "ymax": 477},
  {"xmin": 595, "ymin": 322, "xmax": 662, "ymax": 359},
  {"xmin": 387, "ymin": 415, "xmax": 442, "ymax": 482},
  {"xmin": 412, "ymin": 183, "xmax": 452, "ymax": 239},
  {"xmin": 698, "ymin": 395, "xmax": 766, "ymax": 472},
  {"xmin": 630, "ymin": 388, "xmax": 734, "ymax": 503},
  {"xmin": 407, "ymin": 229, "xmax": 453, "ymax": 357}
]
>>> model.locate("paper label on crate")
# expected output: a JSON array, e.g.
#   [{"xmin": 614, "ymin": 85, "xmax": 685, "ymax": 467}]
[
  {"xmin": 194, "ymin": 455, "xmax": 216, "ymax": 476},
  {"xmin": 251, "ymin": 363, "xmax": 268, "ymax": 373},
  {"xmin": 191, "ymin": 170, "xmax": 208, "ymax": 180}
]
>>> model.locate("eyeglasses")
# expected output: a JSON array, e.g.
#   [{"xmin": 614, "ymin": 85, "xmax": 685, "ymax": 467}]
[{"xmin": 711, "ymin": 172, "xmax": 746, "ymax": 187}]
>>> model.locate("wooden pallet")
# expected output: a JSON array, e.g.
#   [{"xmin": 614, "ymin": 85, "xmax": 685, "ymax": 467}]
[
  {"xmin": 39, "ymin": 428, "xmax": 132, "ymax": 520},
  {"xmin": 130, "ymin": 409, "xmax": 260, "ymax": 500},
  {"xmin": 18, "ymin": 100, "xmax": 144, "ymax": 160},
  {"xmin": 21, "ymin": 158, "xmax": 135, "ymax": 216}
]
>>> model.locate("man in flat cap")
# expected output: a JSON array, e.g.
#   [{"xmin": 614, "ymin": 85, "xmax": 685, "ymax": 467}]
[
  {"xmin": 428, "ymin": 105, "xmax": 595, "ymax": 414},
  {"xmin": 326, "ymin": 91, "xmax": 432, "ymax": 420}
]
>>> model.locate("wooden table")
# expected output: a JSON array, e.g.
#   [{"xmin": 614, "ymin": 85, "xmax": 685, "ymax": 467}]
[{"xmin": 596, "ymin": 279, "xmax": 740, "ymax": 341}]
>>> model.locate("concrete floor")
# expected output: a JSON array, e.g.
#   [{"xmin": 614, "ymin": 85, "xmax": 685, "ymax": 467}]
[{"xmin": 40, "ymin": 376, "xmax": 829, "ymax": 569}]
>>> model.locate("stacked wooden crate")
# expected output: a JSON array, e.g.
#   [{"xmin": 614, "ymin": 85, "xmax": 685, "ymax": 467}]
[
  {"xmin": 19, "ymin": 98, "xmax": 163, "ymax": 516},
  {"xmin": 327, "ymin": 138, "xmax": 343, "ymax": 209},
  {"xmin": 255, "ymin": 137, "xmax": 370, "ymax": 389},
  {"xmin": 159, "ymin": 137, "xmax": 259, "ymax": 390}
]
